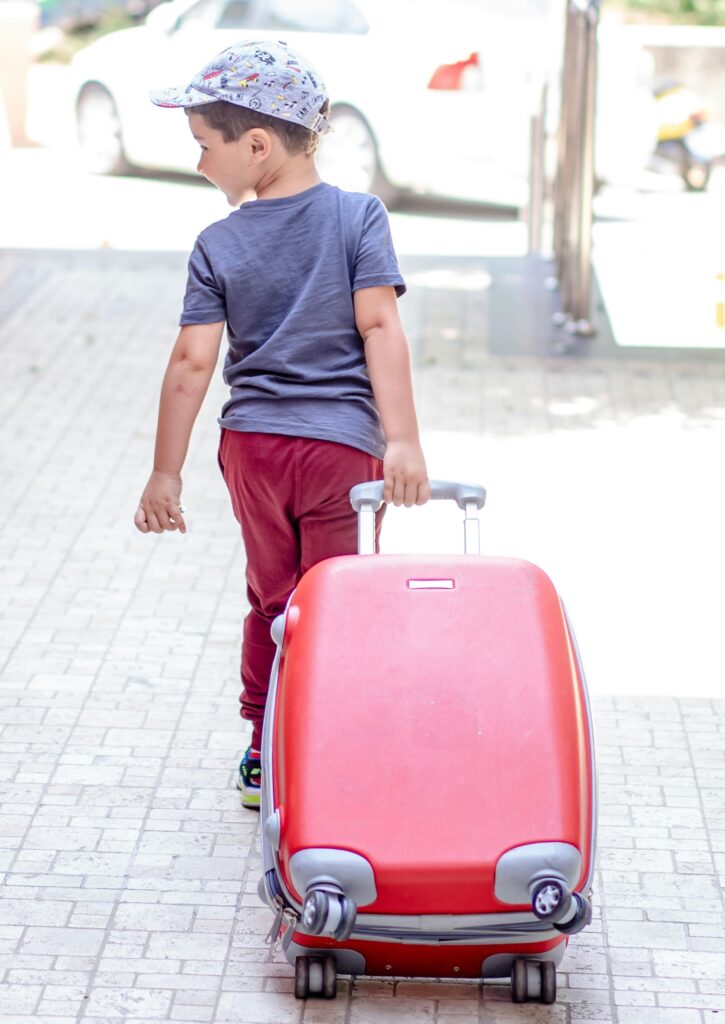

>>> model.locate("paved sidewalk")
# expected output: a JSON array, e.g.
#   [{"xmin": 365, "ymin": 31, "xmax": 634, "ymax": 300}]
[{"xmin": 1, "ymin": 248, "xmax": 724, "ymax": 1023}]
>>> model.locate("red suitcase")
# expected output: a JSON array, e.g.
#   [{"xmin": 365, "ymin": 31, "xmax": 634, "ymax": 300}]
[{"xmin": 259, "ymin": 481, "xmax": 595, "ymax": 1004}]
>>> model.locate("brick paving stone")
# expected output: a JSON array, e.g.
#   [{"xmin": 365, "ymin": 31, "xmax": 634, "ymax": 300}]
[
  {"xmin": 216, "ymin": 990, "xmax": 303, "ymax": 1021},
  {"xmin": 3, "ymin": 249, "xmax": 725, "ymax": 1022},
  {"xmin": 348, "ymin": 999, "xmax": 435, "ymax": 1023},
  {"xmin": 615, "ymin": 1011, "xmax": 703, "ymax": 1024},
  {"xmin": 84, "ymin": 987, "xmax": 174, "ymax": 1017}
]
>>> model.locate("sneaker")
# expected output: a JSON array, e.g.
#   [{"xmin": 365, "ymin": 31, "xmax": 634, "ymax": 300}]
[{"xmin": 238, "ymin": 746, "xmax": 261, "ymax": 809}]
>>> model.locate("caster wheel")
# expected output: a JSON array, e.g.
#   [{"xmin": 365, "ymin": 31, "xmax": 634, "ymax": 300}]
[
  {"xmin": 531, "ymin": 878, "xmax": 567, "ymax": 920},
  {"xmin": 307, "ymin": 956, "xmax": 326, "ymax": 996},
  {"xmin": 303, "ymin": 888, "xmax": 357, "ymax": 941},
  {"xmin": 294, "ymin": 956, "xmax": 309, "ymax": 999},
  {"xmin": 541, "ymin": 960, "xmax": 557, "ymax": 1004},
  {"xmin": 333, "ymin": 894, "xmax": 357, "ymax": 941},
  {"xmin": 302, "ymin": 890, "xmax": 329, "ymax": 935},
  {"xmin": 295, "ymin": 955, "xmax": 337, "ymax": 1000},
  {"xmin": 511, "ymin": 958, "xmax": 528, "ymax": 1003},
  {"xmin": 322, "ymin": 955, "xmax": 337, "ymax": 999}
]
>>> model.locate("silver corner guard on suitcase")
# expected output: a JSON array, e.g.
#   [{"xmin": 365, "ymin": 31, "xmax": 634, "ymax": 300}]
[
  {"xmin": 350, "ymin": 479, "xmax": 487, "ymax": 556},
  {"xmin": 495, "ymin": 843, "xmax": 592, "ymax": 936}
]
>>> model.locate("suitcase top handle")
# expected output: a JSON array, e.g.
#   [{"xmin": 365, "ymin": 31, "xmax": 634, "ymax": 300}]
[
  {"xmin": 349, "ymin": 480, "xmax": 486, "ymax": 513},
  {"xmin": 349, "ymin": 480, "xmax": 487, "ymax": 555}
]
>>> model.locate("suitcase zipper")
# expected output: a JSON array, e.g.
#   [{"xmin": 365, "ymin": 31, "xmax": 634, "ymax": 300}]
[{"xmin": 266, "ymin": 896, "xmax": 299, "ymax": 954}]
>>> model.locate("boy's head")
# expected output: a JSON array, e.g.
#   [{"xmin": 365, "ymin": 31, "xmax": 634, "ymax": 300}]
[
  {"xmin": 150, "ymin": 39, "xmax": 331, "ymax": 204},
  {"xmin": 184, "ymin": 95, "xmax": 330, "ymax": 158},
  {"xmin": 151, "ymin": 40, "xmax": 330, "ymax": 142}
]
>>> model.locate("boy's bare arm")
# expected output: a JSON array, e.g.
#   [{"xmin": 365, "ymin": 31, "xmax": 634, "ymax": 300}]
[
  {"xmin": 135, "ymin": 321, "xmax": 224, "ymax": 534},
  {"xmin": 354, "ymin": 286, "xmax": 430, "ymax": 507}
]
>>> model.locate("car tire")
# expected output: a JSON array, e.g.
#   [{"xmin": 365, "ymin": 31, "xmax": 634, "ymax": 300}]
[
  {"xmin": 76, "ymin": 83, "xmax": 132, "ymax": 176},
  {"xmin": 316, "ymin": 105, "xmax": 399, "ymax": 207}
]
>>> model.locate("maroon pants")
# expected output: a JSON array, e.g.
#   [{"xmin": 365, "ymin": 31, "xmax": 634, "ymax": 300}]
[{"xmin": 218, "ymin": 429, "xmax": 384, "ymax": 750}]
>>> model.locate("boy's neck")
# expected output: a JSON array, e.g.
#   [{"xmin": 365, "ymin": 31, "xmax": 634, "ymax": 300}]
[{"xmin": 253, "ymin": 158, "xmax": 321, "ymax": 202}]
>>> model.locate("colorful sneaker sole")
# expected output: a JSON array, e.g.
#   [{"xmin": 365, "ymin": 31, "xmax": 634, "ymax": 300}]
[{"xmin": 237, "ymin": 773, "xmax": 261, "ymax": 809}]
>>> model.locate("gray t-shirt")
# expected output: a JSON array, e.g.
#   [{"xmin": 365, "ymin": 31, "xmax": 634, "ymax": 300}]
[{"xmin": 180, "ymin": 182, "xmax": 406, "ymax": 459}]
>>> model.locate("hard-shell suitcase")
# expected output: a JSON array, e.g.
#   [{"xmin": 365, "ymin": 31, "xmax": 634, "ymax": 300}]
[{"xmin": 259, "ymin": 480, "xmax": 596, "ymax": 1004}]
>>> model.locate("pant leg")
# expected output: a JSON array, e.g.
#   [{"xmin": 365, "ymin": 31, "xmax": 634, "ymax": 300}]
[
  {"xmin": 297, "ymin": 438, "xmax": 385, "ymax": 574},
  {"xmin": 218, "ymin": 429, "xmax": 302, "ymax": 750}
]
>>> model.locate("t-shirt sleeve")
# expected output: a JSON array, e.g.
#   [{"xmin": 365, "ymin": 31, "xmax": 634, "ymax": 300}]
[
  {"xmin": 352, "ymin": 197, "xmax": 406, "ymax": 297},
  {"xmin": 179, "ymin": 236, "xmax": 227, "ymax": 325}
]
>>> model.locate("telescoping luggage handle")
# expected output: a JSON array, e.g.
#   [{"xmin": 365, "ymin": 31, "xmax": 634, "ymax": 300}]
[{"xmin": 349, "ymin": 480, "xmax": 486, "ymax": 556}]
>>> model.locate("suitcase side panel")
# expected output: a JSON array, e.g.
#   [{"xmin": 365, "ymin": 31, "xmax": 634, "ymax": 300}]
[{"xmin": 288, "ymin": 929, "xmax": 567, "ymax": 980}]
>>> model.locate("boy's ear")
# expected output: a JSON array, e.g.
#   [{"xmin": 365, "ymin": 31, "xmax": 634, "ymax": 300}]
[{"xmin": 247, "ymin": 128, "xmax": 272, "ymax": 158}]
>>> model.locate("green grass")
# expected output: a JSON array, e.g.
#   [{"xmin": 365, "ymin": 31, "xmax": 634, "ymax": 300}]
[
  {"xmin": 606, "ymin": 0, "xmax": 725, "ymax": 24},
  {"xmin": 38, "ymin": 8, "xmax": 137, "ymax": 63}
]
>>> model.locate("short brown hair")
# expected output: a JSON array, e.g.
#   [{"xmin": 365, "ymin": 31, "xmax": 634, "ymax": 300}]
[{"xmin": 186, "ymin": 99, "xmax": 329, "ymax": 156}]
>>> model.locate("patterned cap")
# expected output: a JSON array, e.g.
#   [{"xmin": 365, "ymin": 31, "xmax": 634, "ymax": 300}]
[{"xmin": 150, "ymin": 39, "xmax": 332, "ymax": 136}]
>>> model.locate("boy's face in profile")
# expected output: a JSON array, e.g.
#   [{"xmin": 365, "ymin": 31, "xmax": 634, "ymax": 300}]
[{"xmin": 189, "ymin": 112, "xmax": 254, "ymax": 206}]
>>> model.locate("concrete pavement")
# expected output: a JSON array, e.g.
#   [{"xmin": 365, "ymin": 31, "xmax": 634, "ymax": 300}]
[{"xmin": 1, "ymin": 243, "xmax": 725, "ymax": 1022}]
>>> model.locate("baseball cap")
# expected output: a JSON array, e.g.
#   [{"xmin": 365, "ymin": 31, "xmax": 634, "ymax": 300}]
[{"xmin": 149, "ymin": 39, "xmax": 332, "ymax": 136}]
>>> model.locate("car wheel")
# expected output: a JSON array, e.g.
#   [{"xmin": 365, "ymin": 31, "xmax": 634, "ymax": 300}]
[
  {"xmin": 316, "ymin": 105, "xmax": 398, "ymax": 207},
  {"xmin": 77, "ymin": 83, "xmax": 131, "ymax": 175}
]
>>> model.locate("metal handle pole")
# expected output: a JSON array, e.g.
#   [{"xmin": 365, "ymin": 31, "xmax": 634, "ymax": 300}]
[
  {"xmin": 357, "ymin": 502, "xmax": 376, "ymax": 556},
  {"xmin": 350, "ymin": 481, "xmax": 486, "ymax": 557},
  {"xmin": 463, "ymin": 501, "xmax": 481, "ymax": 555}
]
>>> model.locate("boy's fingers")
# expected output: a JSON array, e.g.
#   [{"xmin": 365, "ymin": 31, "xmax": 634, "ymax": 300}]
[
  {"xmin": 145, "ymin": 510, "xmax": 163, "ymax": 534},
  {"xmin": 403, "ymin": 480, "xmax": 418, "ymax": 508},
  {"xmin": 391, "ymin": 473, "xmax": 406, "ymax": 507},
  {"xmin": 135, "ymin": 499, "xmax": 186, "ymax": 535},
  {"xmin": 153, "ymin": 508, "xmax": 172, "ymax": 531},
  {"xmin": 134, "ymin": 507, "xmax": 149, "ymax": 533},
  {"xmin": 416, "ymin": 478, "xmax": 432, "ymax": 505},
  {"xmin": 173, "ymin": 514, "xmax": 187, "ymax": 534}
]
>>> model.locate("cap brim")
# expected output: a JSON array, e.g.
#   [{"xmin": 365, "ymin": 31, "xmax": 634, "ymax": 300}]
[{"xmin": 149, "ymin": 84, "xmax": 218, "ymax": 108}]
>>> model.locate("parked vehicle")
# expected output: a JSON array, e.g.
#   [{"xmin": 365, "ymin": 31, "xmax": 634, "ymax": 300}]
[
  {"xmin": 652, "ymin": 81, "xmax": 725, "ymax": 191},
  {"xmin": 69, "ymin": 0, "xmax": 534, "ymax": 207}
]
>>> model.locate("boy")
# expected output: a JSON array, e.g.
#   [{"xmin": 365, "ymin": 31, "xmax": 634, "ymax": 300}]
[{"xmin": 134, "ymin": 40, "xmax": 429, "ymax": 808}]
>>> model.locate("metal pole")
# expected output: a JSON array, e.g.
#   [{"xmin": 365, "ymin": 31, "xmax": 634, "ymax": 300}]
[
  {"xmin": 562, "ymin": 6, "xmax": 588, "ymax": 324},
  {"xmin": 552, "ymin": 2, "xmax": 578, "ymax": 284},
  {"xmin": 527, "ymin": 83, "xmax": 547, "ymax": 255},
  {"xmin": 357, "ymin": 503, "xmax": 376, "ymax": 556},
  {"xmin": 570, "ymin": 1, "xmax": 598, "ymax": 334}
]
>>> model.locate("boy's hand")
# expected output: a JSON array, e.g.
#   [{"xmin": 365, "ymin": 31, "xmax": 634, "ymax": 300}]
[
  {"xmin": 135, "ymin": 471, "xmax": 187, "ymax": 534},
  {"xmin": 383, "ymin": 440, "xmax": 431, "ymax": 507}
]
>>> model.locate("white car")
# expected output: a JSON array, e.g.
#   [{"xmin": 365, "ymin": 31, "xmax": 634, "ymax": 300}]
[{"xmin": 69, "ymin": 0, "xmax": 540, "ymax": 207}]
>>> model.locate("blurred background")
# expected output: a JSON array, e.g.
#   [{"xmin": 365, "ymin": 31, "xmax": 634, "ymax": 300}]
[
  {"xmin": 2, "ymin": 0, "xmax": 725, "ymax": 343},
  {"xmin": 1, "ymin": 0, "xmax": 724, "ymax": 231},
  {"xmin": 2, "ymin": 0, "xmax": 725, "ymax": 267},
  {"xmin": 2, "ymin": 0, "xmax": 725, "ymax": 702}
]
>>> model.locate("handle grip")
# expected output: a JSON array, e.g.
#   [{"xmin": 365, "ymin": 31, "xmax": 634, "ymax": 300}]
[
  {"xmin": 349, "ymin": 479, "xmax": 486, "ymax": 555},
  {"xmin": 349, "ymin": 479, "xmax": 486, "ymax": 513}
]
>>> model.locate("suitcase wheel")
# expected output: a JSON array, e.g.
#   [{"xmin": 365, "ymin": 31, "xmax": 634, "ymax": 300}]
[
  {"xmin": 511, "ymin": 958, "xmax": 556, "ymax": 1004},
  {"xmin": 531, "ymin": 878, "xmax": 569, "ymax": 921},
  {"xmin": 302, "ymin": 888, "xmax": 357, "ymax": 942},
  {"xmin": 554, "ymin": 891, "xmax": 593, "ymax": 935},
  {"xmin": 294, "ymin": 955, "xmax": 337, "ymax": 1000}
]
